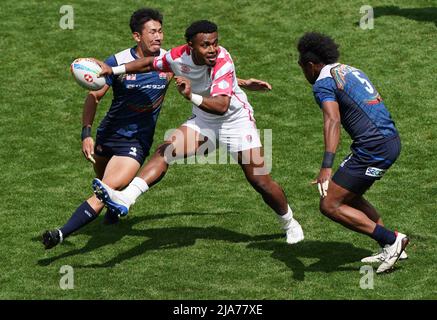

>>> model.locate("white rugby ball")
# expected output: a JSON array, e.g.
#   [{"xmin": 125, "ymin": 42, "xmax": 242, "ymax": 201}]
[{"xmin": 70, "ymin": 58, "xmax": 106, "ymax": 90}]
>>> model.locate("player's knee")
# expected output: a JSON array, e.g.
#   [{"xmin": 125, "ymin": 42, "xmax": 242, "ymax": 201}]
[
  {"xmin": 249, "ymin": 176, "xmax": 274, "ymax": 195},
  {"xmin": 319, "ymin": 198, "xmax": 338, "ymax": 219}
]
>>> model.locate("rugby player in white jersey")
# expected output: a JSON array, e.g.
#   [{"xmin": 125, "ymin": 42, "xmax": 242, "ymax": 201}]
[{"xmin": 93, "ymin": 20, "xmax": 304, "ymax": 244}]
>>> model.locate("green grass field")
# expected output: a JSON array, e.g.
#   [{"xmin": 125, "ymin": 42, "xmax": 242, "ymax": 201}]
[{"xmin": 1, "ymin": 0, "xmax": 436, "ymax": 299}]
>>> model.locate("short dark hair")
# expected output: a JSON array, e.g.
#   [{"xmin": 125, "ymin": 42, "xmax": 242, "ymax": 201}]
[
  {"xmin": 185, "ymin": 20, "xmax": 218, "ymax": 42},
  {"xmin": 130, "ymin": 8, "xmax": 163, "ymax": 33},
  {"xmin": 297, "ymin": 32, "xmax": 340, "ymax": 65}
]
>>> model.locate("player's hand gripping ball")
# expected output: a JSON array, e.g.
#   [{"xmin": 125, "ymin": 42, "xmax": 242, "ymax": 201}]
[{"xmin": 70, "ymin": 58, "xmax": 106, "ymax": 90}]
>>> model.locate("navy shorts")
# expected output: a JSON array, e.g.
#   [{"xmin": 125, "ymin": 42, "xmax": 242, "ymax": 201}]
[
  {"xmin": 332, "ymin": 135, "xmax": 401, "ymax": 195},
  {"xmin": 94, "ymin": 134, "xmax": 151, "ymax": 165}
]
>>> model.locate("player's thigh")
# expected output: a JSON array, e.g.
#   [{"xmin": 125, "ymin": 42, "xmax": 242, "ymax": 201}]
[
  {"xmin": 101, "ymin": 156, "xmax": 141, "ymax": 189},
  {"xmin": 322, "ymin": 179, "xmax": 357, "ymax": 211},
  {"xmin": 163, "ymin": 125, "xmax": 207, "ymax": 161},
  {"xmin": 238, "ymin": 147, "xmax": 276, "ymax": 191},
  {"xmin": 93, "ymin": 154, "xmax": 111, "ymax": 179},
  {"xmin": 238, "ymin": 147, "xmax": 270, "ymax": 178}
]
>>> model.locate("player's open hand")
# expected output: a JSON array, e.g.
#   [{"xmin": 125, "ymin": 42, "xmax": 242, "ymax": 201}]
[
  {"xmin": 240, "ymin": 78, "xmax": 272, "ymax": 91},
  {"xmin": 311, "ymin": 168, "xmax": 332, "ymax": 198},
  {"xmin": 82, "ymin": 137, "xmax": 96, "ymax": 164},
  {"xmin": 174, "ymin": 76, "xmax": 192, "ymax": 100},
  {"xmin": 93, "ymin": 59, "xmax": 112, "ymax": 77}
]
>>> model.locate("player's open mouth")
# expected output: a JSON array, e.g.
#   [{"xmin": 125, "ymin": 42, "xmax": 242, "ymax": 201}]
[{"xmin": 207, "ymin": 55, "xmax": 217, "ymax": 63}]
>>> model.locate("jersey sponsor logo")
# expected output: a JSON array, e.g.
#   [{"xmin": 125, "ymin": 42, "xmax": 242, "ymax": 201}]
[
  {"xmin": 365, "ymin": 167, "xmax": 386, "ymax": 178},
  {"xmin": 180, "ymin": 64, "xmax": 191, "ymax": 73},
  {"xmin": 129, "ymin": 147, "xmax": 138, "ymax": 157},
  {"xmin": 188, "ymin": 114, "xmax": 196, "ymax": 120},
  {"xmin": 126, "ymin": 74, "xmax": 137, "ymax": 81},
  {"xmin": 246, "ymin": 134, "xmax": 253, "ymax": 143},
  {"xmin": 126, "ymin": 84, "xmax": 167, "ymax": 90}
]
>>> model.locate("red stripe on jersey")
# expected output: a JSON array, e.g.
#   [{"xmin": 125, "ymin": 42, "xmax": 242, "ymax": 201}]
[
  {"xmin": 211, "ymin": 72, "xmax": 234, "ymax": 97},
  {"xmin": 211, "ymin": 48, "xmax": 233, "ymax": 80},
  {"xmin": 153, "ymin": 54, "xmax": 172, "ymax": 73},
  {"xmin": 170, "ymin": 44, "xmax": 190, "ymax": 60}
]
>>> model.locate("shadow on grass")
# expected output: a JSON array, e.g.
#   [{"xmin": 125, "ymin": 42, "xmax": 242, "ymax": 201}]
[
  {"xmin": 361, "ymin": 6, "xmax": 437, "ymax": 27},
  {"xmin": 37, "ymin": 211, "xmax": 239, "ymax": 266},
  {"xmin": 376, "ymin": 6, "xmax": 437, "ymax": 26},
  {"xmin": 37, "ymin": 211, "xmax": 372, "ymax": 279},
  {"xmin": 72, "ymin": 227, "xmax": 281, "ymax": 269},
  {"xmin": 247, "ymin": 240, "xmax": 372, "ymax": 281}
]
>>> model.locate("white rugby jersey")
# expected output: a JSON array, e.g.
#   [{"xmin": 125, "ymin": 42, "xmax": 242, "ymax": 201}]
[{"xmin": 153, "ymin": 45, "xmax": 255, "ymax": 122}]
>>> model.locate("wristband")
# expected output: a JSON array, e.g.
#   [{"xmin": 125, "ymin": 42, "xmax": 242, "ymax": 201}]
[
  {"xmin": 81, "ymin": 126, "xmax": 92, "ymax": 141},
  {"xmin": 321, "ymin": 151, "xmax": 335, "ymax": 168},
  {"xmin": 190, "ymin": 93, "xmax": 203, "ymax": 107},
  {"xmin": 112, "ymin": 65, "xmax": 126, "ymax": 75}
]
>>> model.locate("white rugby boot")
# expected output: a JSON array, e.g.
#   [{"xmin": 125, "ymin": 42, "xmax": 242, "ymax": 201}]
[
  {"xmin": 376, "ymin": 232, "xmax": 409, "ymax": 274},
  {"xmin": 361, "ymin": 249, "xmax": 408, "ymax": 263}
]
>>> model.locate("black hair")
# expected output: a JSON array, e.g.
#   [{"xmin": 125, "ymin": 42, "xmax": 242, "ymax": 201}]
[
  {"xmin": 130, "ymin": 8, "xmax": 163, "ymax": 33},
  {"xmin": 297, "ymin": 32, "xmax": 340, "ymax": 65},
  {"xmin": 184, "ymin": 20, "xmax": 218, "ymax": 42}
]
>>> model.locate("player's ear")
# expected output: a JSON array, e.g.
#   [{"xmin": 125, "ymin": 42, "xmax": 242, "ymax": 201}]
[
  {"xmin": 132, "ymin": 32, "xmax": 141, "ymax": 43},
  {"xmin": 187, "ymin": 40, "xmax": 193, "ymax": 49}
]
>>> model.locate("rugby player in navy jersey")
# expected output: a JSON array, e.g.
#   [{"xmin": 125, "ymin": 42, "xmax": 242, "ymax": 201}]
[
  {"xmin": 297, "ymin": 32, "xmax": 409, "ymax": 273},
  {"xmin": 42, "ymin": 10, "xmax": 275, "ymax": 249}
]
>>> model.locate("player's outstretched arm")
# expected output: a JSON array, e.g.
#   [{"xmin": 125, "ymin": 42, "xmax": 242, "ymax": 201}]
[
  {"xmin": 124, "ymin": 56, "xmax": 155, "ymax": 73},
  {"xmin": 95, "ymin": 56, "xmax": 155, "ymax": 76},
  {"xmin": 238, "ymin": 78, "xmax": 272, "ymax": 91},
  {"xmin": 175, "ymin": 76, "xmax": 230, "ymax": 115}
]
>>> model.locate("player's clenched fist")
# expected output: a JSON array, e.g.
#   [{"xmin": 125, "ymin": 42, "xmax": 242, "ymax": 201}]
[{"xmin": 174, "ymin": 76, "xmax": 192, "ymax": 100}]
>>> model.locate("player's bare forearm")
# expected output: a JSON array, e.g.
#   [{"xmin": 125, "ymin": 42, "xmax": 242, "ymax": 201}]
[
  {"xmin": 197, "ymin": 95, "xmax": 230, "ymax": 115},
  {"xmin": 175, "ymin": 76, "xmax": 230, "ymax": 115},
  {"xmin": 82, "ymin": 85, "xmax": 109, "ymax": 126},
  {"xmin": 125, "ymin": 56, "xmax": 155, "ymax": 73}
]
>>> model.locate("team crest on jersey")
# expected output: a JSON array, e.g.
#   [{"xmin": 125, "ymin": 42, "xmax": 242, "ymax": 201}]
[
  {"xmin": 180, "ymin": 64, "xmax": 191, "ymax": 73},
  {"xmin": 159, "ymin": 72, "xmax": 167, "ymax": 79}
]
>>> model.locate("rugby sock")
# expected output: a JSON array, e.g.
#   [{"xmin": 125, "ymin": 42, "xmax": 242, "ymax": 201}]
[
  {"xmin": 60, "ymin": 201, "xmax": 97, "ymax": 238},
  {"xmin": 122, "ymin": 177, "xmax": 149, "ymax": 205},
  {"xmin": 277, "ymin": 205, "xmax": 293, "ymax": 228},
  {"xmin": 371, "ymin": 224, "xmax": 396, "ymax": 246}
]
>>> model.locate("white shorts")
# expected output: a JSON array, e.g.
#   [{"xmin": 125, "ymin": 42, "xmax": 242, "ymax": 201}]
[{"xmin": 182, "ymin": 113, "xmax": 262, "ymax": 153}]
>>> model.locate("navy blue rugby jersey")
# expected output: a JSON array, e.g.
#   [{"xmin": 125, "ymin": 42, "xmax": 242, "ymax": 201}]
[
  {"xmin": 97, "ymin": 47, "xmax": 170, "ymax": 145},
  {"xmin": 312, "ymin": 63, "xmax": 397, "ymax": 147}
]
